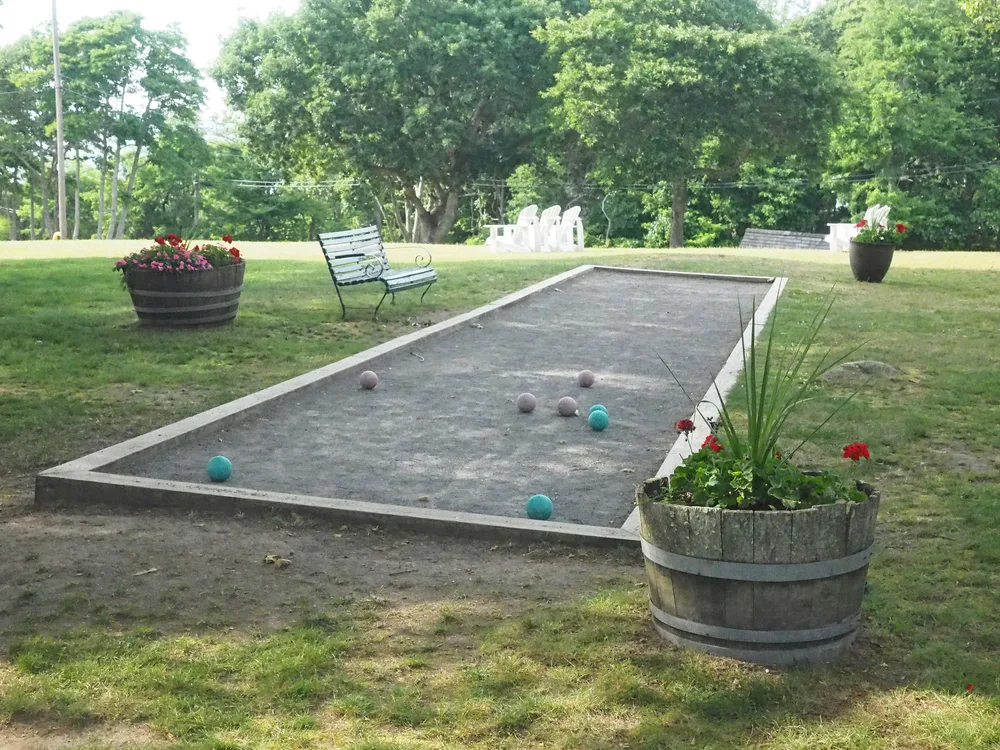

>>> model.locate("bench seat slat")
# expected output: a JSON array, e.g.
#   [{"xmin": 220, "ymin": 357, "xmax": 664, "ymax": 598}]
[
  {"xmin": 321, "ymin": 238, "xmax": 384, "ymax": 255},
  {"xmin": 319, "ymin": 227, "xmax": 384, "ymax": 241}
]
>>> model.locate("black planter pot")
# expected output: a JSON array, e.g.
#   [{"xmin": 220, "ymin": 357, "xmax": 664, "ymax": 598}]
[
  {"xmin": 849, "ymin": 241, "xmax": 894, "ymax": 283},
  {"xmin": 125, "ymin": 262, "xmax": 246, "ymax": 326}
]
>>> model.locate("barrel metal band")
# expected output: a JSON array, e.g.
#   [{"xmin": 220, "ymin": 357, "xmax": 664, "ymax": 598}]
[
  {"xmin": 133, "ymin": 300, "xmax": 240, "ymax": 314},
  {"xmin": 129, "ymin": 285, "xmax": 244, "ymax": 299},
  {"xmin": 640, "ymin": 539, "xmax": 873, "ymax": 582},
  {"xmin": 649, "ymin": 600, "xmax": 860, "ymax": 644}
]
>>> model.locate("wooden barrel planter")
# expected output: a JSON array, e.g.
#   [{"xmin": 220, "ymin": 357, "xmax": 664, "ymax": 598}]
[
  {"xmin": 125, "ymin": 262, "xmax": 246, "ymax": 327},
  {"xmin": 637, "ymin": 478, "xmax": 879, "ymax": 666}
]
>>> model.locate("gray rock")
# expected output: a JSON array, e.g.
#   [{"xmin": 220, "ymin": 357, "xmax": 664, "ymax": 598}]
[{"xmin": 822, "ymin": 360, "xmax": 901, "ymax": 383}]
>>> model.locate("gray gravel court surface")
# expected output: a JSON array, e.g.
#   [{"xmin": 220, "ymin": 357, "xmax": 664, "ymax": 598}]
[{"xmin": 114, "ymin": 271, "xmax": 771, "ymax": 527}]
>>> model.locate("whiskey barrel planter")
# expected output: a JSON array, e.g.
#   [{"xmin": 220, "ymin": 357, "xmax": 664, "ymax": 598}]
[
  {"xmin": 125, "ymin": 262, "xmax": 246, "ymax": 327},
  {"xmin": 849, "ymin": 240, "xmax": 894, "ymax": 283},
  {"xmin": 637, "ymin": 477, "xmax": 880, "ymax": 666}
]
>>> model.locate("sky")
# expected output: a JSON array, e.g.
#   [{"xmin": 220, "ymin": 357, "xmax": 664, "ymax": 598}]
[{"xmin": 0, "ymin": 0, "xmax": 302, "ymax": 125}]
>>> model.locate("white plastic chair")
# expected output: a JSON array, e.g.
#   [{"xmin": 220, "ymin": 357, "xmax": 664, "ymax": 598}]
[
  {"xmin": 552, "ymin": 205, "xmax": 585, "ymax": 251},
  {"xmin": 484, "ymin": 204, "xmax": 537, "ymax": 252},
  {"xmin": 532, "ymin": 205, "xmax": 562, "ymax": 252},
  {"xmin": 863, "ymin": 204, "xmax": 891, "ymax": 229}
]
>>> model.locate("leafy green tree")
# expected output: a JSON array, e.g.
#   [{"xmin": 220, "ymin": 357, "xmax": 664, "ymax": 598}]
[
  {"xmin": 216, "ymin": 0, "xmax": 562, "ymax": 243},
  {"xmin": 196, "ymin": 142, "xmax": 353, "ymax": 241},
  {"xmin": 0, "ymin": 12, "xmax": 203, "ymax": 240},
  {"xmin": 964, "ymin": 0, "xmax": 999, "ymax": 31},
  {"xmin": 538, "ymin": 0, "xmax": 840, "ymax": 246}
]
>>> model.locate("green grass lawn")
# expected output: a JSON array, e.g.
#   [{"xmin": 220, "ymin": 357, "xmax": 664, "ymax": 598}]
[{"xmin": 2, "ymin": 251, "xmax": 1000, "ymax": 748}]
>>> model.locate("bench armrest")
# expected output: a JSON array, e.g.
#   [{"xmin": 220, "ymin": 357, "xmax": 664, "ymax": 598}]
[
  {"xmin": 390, "ymin": 243, "xmax": 433, "ymax": 269},
  {"xmin": 361, "ymin": 254, "xmax": 388, "ymax": 280}
]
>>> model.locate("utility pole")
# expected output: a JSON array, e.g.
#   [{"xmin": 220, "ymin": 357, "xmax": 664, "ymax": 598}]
[{"xmin": 51, "ymin": 0, "xmax": 69, "ymax": 239}]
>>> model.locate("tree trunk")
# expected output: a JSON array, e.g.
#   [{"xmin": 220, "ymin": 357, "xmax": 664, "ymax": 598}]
[
  {"xmin": 72, "ymin": 151, "xmax": 81, "ymax": 240},
  {"xmin": 106, "ymin": 139, "xmax": 123, "ymax": 239},
  {"xmin": 97, "ymin": 152, "xmax": 108, "ymax": 239},
  {"xmin": 429, "ymin": 191, "xmax": 460, "ymax": 244},
  {"xmin": 193, "ymin": 174, "xmax": 200, "ymax": 232},
  {"xmin": 41, "ymin": 162, "xmax": 50, "ymax": 238},
  {"xmin": 669, "ymin": 179, "xmax": 687, "ymax": 248},
  {"xmin": 114, "ymin": 140, "xmax": 144, "ymax": 239},
  {"xmin": 10, "ymin": 168, "xmax": 19, "ymax": 240},
  {"xmin": 29, "ymin": 172, "xmax": 35, "ymax": 240},
  {"xmin": 403, "ymin": 182, "xmax": 460, "ymax": 244}
]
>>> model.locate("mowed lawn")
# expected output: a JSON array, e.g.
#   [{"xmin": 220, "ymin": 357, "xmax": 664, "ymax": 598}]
[{"xmin": 1, "ymin": 247, "xmax": 1000, "ymax": 749}]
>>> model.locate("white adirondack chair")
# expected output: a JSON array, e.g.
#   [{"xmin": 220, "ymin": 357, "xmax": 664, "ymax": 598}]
[
  {"xmin": 552, "ymin": 205, "xmax": 585, "ymax": 251},
  {"xmin": 532, "ymin": 205, "xmax": 562, "ymax": 252},
  {"xmin": 863, "ymin": 204, "xmax": 891, "ymax": 229},
  {"xmin": 826, "ymin": 204, "xmax": 893, "ymax": 252},
  {"xmin": 484, "ymin": 204, "xmax": 538, "ymax": 252}
]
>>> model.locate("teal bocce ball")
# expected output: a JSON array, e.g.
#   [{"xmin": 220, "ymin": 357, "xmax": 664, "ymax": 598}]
[
  {"xmin": 526, "ymin": 494, "xmax": 553, "ymax": 520},
  {"xmin": 207, "ymin": 455, "xmax": 233, "ymax": 482},
  {"xmin": 588, "ymin": 410, "xmax": 609, "ymax": 431},
  {"xmin": 589, "ymin": 404, "xmax": 608, "ymax": 417}
]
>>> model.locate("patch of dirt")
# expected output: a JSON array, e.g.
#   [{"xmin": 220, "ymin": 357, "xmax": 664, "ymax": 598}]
[
  {"xmin": 0, "ymin": 476, "xmax": 32, "ymax": 509},
  {"xmin": 821, "ymin": 360, "xmax": 902, "ymax": 383},
  {"xmin": 0, "ymin": 503, "xmax": 642, "ymax": 640},
  {"xmin": 923, "ymin": 442, "xmax": 997, "ymax": 475},
  {"xmin": 0, "ymin": 722, "xmax": 166, "ymax": 749}
]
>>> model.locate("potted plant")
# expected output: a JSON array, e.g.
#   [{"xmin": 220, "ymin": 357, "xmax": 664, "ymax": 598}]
[
  {"xmin": 638, "ymin": 295, "xmax": 878, "ymax": 665},
  {"xmin": 114, "ymin": 234, "xmax": 245, "ymax": 326},
  {"xmin": 849, "ymin": 206, "xmax": 908, "ymax": 283}
]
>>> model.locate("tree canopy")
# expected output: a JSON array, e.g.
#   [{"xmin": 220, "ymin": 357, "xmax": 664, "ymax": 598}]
[
  {"xmin": 0, "ymin": 0, "xmax": 998, "ymax": 249},
  {"xmin": 216, "ymin": 0, "xmax": 564, "ymax": 242},
  {"xmin": 538, "ymin": 0, "xmax": 840, "ymax": 245}
]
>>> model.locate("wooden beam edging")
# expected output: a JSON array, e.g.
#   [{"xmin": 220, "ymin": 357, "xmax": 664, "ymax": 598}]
[
  {"xmin": 37, "ymin": 265, "xmax": 786, "ymax": 548},
  {"xmin": 35, "ymin": 470, "xmax": 640, "ymax": 548},
  {"xmin": 620, "ymin": 276, "xmax": 789, "ymax": 535}
]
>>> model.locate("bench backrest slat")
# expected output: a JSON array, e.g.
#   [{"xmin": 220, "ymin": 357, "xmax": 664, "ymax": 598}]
[{"xmin": 319, "ymin": 225, "xmax": 390, "ymax": 284}]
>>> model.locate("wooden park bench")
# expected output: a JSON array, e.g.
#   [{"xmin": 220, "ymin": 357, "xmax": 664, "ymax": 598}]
[{"xmin": 318, "ymin": 225, "xmax": 437, "ymax": 319}]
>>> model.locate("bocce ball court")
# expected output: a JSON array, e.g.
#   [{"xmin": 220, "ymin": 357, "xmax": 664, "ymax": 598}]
[{"xmin": 36, "ymin": 266, "xmax": 783, "ymax": 546}]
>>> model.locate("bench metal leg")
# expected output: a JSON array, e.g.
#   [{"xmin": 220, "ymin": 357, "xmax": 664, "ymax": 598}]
[
  {"xmin": 373, "ymin": 289, "xmax": 391, "ymax": 320},
  {"xmin": 420, "ymin": 282, "xmax": 435, "ymax": 304},
  {"xmin": 334, "ymin": 285, "xmax": 347, "ymax": 319}
]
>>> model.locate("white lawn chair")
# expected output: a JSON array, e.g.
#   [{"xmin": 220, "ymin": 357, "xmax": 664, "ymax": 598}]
[
  {"xmin": 826, "ymin": 205, "xmax": 893, "ymax": 252},
  {"xmin": 484, "ymin": 204, "xmax": 537, "ymax": 252},
  {"xmin": 552, "ymin": 205, "xmax": 585, "ymax": 251},
  {"xmin": 863, "ymin": 204, "xmax": 891, "ymax": 229},
  {"xmin": 532, "ymin": 205, "xmax": 562, "ymax": 252}
]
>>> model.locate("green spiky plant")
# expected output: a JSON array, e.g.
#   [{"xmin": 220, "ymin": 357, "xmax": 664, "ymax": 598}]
[{"xmin": 657, "ymin": 288, "xmax": 871, "ymax": 510}]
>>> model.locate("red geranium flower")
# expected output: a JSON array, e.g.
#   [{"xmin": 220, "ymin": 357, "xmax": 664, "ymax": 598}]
[
  {"xmin": 675, "ymin": 418, "xmax": 695, "ymax": 435},
  {"xmin": 154, "ymin": 236, "xmax": 165, "ymax": 245},
  {"xmin": 222, "ymin": 235, "xmax": 233, "ymax": 244},
  {"xmin": 855, "ymin": 219, "xmax": 868, "ymax": 229},
  {"xmin": 966, "ymin": 683, "xmax": 975, "ymax": 692},
  {"xmin": 702, "ymin": 434, "xmax": 723, "ymax": 453},
  {"xmin": 895, "ymin": 223, "xmax": 908, "ymax": 233},
  {"xmin": 842, "ymin": 442, "xmax": 870, "ymax": 461},
  {"xmin": 229, "ymin": 247, "xmax": 240, "ymax": 259}
]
